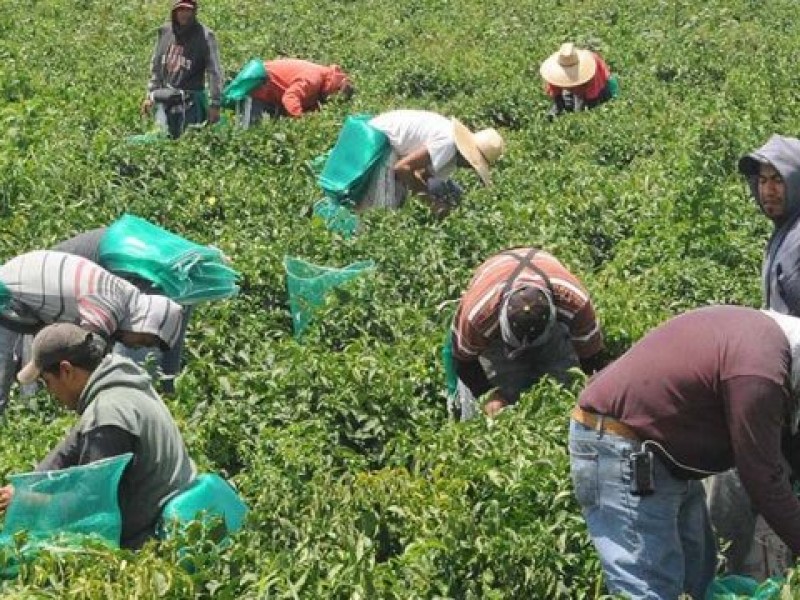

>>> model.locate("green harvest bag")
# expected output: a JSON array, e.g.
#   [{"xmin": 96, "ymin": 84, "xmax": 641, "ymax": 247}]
[
  {"xmin": 705, "ymin": 575, "xmax": 783, "ymax": 599},
  {"xmin": 98, "ymin": 214, "xmax": 240, "ymax": 304},
  {"xmin": 312, "ymin": 197, "xmax": 359, "ymax": 239},
  {"xmin": 222, "ymin": 59, "xmax": 267, "ymax": 108},
  {"xmin": 284, "ymin": 256, "xmax": 375, "ymax": 337},
  {"xmin": 160, "ymin": 474, "xmax": 247, "ymax": 540},
  {"xmin": 0, "ymin": 281, "xmax": 10, "ymax": 313},
  {"xmin": 442, "ymin": 331, "xmax": 458, "ymax": 398},
  {"xmin": 318, "ymin": 114, "xmax": 390, "ymax": 205},
  {"xmin": 0, "ymin": 454, "xmax": 133, "ymax": 578},
  {"xmin": 607, "ymin": 74, "xmax": 620, "ymax": 99}
]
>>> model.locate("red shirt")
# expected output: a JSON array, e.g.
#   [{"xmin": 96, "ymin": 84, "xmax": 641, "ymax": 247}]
[
  {"xmin": 546, "ymin": 53, "xmax": 610, "ymax": 101},
  {"xmin": 580, "ymin": 306, "xmax": 800, "ymax": 553},
  {"xmin": 250, "ymin": 59, "xmax": 350, "ymax": 117}
]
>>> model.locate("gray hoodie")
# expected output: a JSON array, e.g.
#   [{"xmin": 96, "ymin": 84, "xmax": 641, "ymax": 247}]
[
  {"xmin": 739, "ymin": 135, "xmax": 800, "ymax": 314},
  {"xmin": 39, "ymin": 355, "xmax": 196, "ymax": 547}
]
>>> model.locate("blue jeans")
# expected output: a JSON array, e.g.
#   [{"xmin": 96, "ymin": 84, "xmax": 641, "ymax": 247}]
[{"xmin": 569, "ymin": 420, "xmax": 717, "ymax": 599}]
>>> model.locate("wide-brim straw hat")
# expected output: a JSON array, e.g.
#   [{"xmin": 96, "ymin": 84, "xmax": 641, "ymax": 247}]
[
  {"xmin": 452, "ymin": 119, "xmax": 505, "ymax": 186},
  {"xmin": 540, "ymin": 42, "xmax": 596, "ymax": 88}
]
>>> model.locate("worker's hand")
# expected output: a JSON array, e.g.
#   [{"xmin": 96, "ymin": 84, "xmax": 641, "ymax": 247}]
[
  {"xmin": 484, "ymin": 390, "xmax": 510, "ymax": 417},
  {"xmin": 140, "ymin": 97, "xmax": 154, "ymax": 116},
  {"xmin": 208, "ymin": 106, "xmax": 220, "ymax": 124},
  {"xmin": 0, "ymin": 485, "xmax": 14, "ymax": 513}
]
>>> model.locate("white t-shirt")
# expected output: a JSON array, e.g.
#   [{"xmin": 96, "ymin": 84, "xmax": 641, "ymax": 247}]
[{"xmin": 369, "ymin": 110, "xmax": 457, "ymax": 178}]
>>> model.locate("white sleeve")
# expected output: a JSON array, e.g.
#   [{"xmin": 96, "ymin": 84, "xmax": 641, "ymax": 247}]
[{"xmin": 426, "ymin": 139, "xmax": 457, "ymax": 175}]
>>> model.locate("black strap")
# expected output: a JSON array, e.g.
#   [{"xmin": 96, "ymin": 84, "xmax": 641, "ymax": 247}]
[{"xmin": 499, "ymin": 248, "xmax": 555, "ymax": 299}]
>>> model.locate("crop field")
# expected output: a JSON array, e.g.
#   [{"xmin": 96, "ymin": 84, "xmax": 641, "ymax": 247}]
[{"xmin": 2, "ymin": 0, "xmax": 800, "ymax": 597}]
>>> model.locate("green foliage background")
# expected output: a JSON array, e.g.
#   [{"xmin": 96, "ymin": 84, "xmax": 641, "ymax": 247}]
[{"xmin": 0, "ymin": 0, "xmax": 796, "ymax": 597}]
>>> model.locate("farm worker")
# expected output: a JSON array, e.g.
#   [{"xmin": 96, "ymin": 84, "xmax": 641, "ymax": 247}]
[
  {"xmin": 449, "ymin": 247, "xmax": 605, "ymax": 419},
  {"xmin": 540, "ymin": 43, "xmax": 616, "ymax": 119},
  {"xmin": 358, "ymin": 109, "xmax": 505, "ymax": 217},
  {"xmin": 569, "ymin": 306, "xmax": 800, "ymax": 599},
  {"xmin": 0, "ymin": 250, "xmax": 183, "ymax": 414},
  {"xmin": 140, "ymin": 0, "xmax": 224, "ymax": 139},
  {"xmin": 245, "ymin": 59, "xmax": 354, "ymax": 124},
  {"xmin": 0, "ymin": 323, "xmax": 196, "ymax": 549},
  {"xmin": 45, "ymin": 227, "xmax": 191, "ymax": 395},
  {"xmin": 700, "ymin": 135, "xmax": 800, "ymax": 579}
]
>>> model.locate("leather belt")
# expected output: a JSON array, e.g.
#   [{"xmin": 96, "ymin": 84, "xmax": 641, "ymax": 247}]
[{"xmin": 571, "ymin": 406, "xmax": 640, "ymax": 442}]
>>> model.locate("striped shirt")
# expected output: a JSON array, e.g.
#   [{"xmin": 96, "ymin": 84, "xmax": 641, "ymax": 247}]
[
  {"xmin": 452, "ymin": 248, "xmax": 604, "ymax": 360},
  {"xmin": 0, "ymin": 250, "xmax": 138, "ymax": 337}
]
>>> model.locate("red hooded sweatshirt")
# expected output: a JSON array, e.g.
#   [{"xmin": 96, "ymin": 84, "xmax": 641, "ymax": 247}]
[{"xmin": 250, "ymin": 59, "xmax": 351, "ymax": 117}]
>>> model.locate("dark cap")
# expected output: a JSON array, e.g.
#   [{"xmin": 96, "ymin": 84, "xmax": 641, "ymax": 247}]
[
  {"xmin": 172, "ymin": 0, "xmax": 197, "ymax": 10},
  {"xmin": 499, "ymin": 285, "xmax": 555, "ymax": 350},
  {"xmin": 17, "ymin": 323, "xmax": 107, "ymax": 385}
]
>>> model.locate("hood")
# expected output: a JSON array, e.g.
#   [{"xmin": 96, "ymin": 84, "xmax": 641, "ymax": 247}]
[
  {"xmin": 738, "ymin": 134, "xmax": 800, "ymax": 224},
  {"xmin": 120, "ymin": 292, "xmax": 183, "ymax": 350},
  {"xmin": 171, "ymin": 2, "xmax": 199, "ymax": 37},
  {"xmin": 321, "ymin": 65, "xmax": 351, "ymax": 96},
  {"xmin": 78, "ymin": 354, "xmax": 154, "ymax": 414}
]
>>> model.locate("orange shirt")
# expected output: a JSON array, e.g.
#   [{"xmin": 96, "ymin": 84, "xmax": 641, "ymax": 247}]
[
  {"xmin": 250, "ymin": 59, "xmax": 350, "ymax": 117},
  {"xmin": 546, "ymin": 53, "xmax": 611, "ymax": 102}
]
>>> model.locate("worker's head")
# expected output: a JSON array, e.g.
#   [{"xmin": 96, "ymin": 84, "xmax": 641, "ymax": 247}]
[
  {"xmin": 321, "ymin": 65, "xmax": 355, "ymax": 103},
  {"xmin": 118, "ymin": 293, "xmax": 184, "ymax": 352},
  {"xmin": 18, "ymin": 323, "xmax": 108, "ymax": 410},
  {"xmin": 738, "ymin": 134, "xmax": 800, "ymax": 224},
  {"xmin": 171, "ymin": 0, "xmax": 197, "ymax": 28},
  {"xmin": 539, "ymin": 42, "xmax": 596, "ymax": 91},
  {"xmin": 452, "ymin": 119, "xmax": 505, "ymax": 187},
  {"xmin": 499, "ymin": 285, "xmax": 556, "ymax": 358}
]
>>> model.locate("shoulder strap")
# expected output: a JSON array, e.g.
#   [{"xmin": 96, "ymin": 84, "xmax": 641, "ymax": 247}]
[{"xmin": 499, "ymin": 248, "xmax": 554, "ymax": 298}]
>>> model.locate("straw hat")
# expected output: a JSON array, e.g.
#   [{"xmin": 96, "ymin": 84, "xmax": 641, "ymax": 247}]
[
  {"xmin": 452, "ymin": 119, "xmax": 505, "ymax": 186},
  {"xmin": 539, "ymin": 43, "xmax": 596, "ymax": 88}
]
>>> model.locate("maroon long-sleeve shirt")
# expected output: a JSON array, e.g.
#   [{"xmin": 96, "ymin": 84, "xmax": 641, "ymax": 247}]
[{"xmin": 579, "ymin": 305, "xmax": 800, "ymax": 553}]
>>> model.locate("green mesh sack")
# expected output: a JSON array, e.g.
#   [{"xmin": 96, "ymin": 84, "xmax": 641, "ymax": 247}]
[
  {"xmin": 98, "ymin": 214, "xmax": 239, "ymax": 304},
  {"xmin": 284, "ymin": 256, "xmax": 375, "ymax": 337},
  {"xmin": 0, "ymin": 453, "xmax": 132, "ymax": 578},
  {"xmin": 705, "ymin": 575, "xmax": 784, "ymax": 599},
  {"xmin": 222, "ymin": 59, "xmax": 267, "ymax": 108},
  {"xmin": 160, "ymin": 474, "xmax": 247, "ymax": 541},
  {"xmin": 312, "ymin": 197, "xmax": 359, "ymax": 239},
  {"xmin": 318, "ymin": 114, "xmax": 390, "ymax": 205}
]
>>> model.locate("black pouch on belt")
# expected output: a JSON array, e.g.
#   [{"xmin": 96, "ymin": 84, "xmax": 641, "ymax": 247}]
[{"xmin": 630, "ymin": 450, "xmax": 655, "ymax": 496}]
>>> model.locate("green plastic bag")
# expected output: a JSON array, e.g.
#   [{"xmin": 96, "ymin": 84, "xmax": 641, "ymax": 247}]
[
  {"xmin": 705, "ymin": 575, "xmax": 784, "ymax": 599},
  {"xmin": 98, "ymin": 214, "xmax": 240, "ymax": 304},
  {"xmin": 318, "ymin": 114, "xmax": 390, "ymax": 205},
  {"xmin": 160, "ymin": 474, "xmax": 247, "ymax": 539},
  {"xmin": 0, "ymin": 454, "xmax": 133, "ymax": 578},
  {"xmin": 222, "ymin": 59, "xmax": 267, "ymax": 108},
  {"xmin": 284, "ymin": 256, "xmax": 375, "ymax": 337},
  {"xmin": 313, "ymin": 197, "xmax": 359, "ymax": 239}
]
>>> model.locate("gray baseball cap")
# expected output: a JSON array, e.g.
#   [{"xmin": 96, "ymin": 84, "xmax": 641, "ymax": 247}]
[{"xmin": 17, "ymin": 323, "xmax": 108, "ymax": 385}]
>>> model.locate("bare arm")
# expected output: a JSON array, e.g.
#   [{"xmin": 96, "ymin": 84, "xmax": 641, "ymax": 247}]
[{"xmin": 392, "ymin": 147, "xmax": 434, "ymax": 197}]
